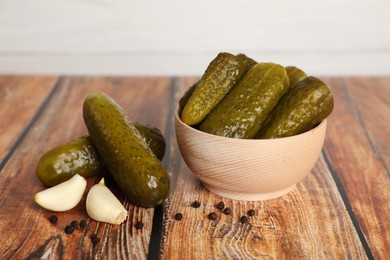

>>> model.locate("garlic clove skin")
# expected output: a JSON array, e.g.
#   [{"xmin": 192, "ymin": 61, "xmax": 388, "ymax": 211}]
[
  {"xmin": 86, "ymin": 179, "xmax": 128, "ymax": 225},
  {"xmin": 34, "ymin": 174, "xmax": 87, "ymax": 212}
]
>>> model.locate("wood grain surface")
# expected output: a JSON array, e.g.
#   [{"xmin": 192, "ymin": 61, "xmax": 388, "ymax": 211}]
[
  {"xmin": 0, "ymin": 76, "xmax": 389, "ymax": 259},
  {"xmin": 0, "ymin": 76, "xmax": 57, "ymax": 163},
  {"xmin": 322, "ymin": 77, "xmax": 390, "ymax": 259},
  {"xmin": 0, "ymin": 77, "xmax": 172, "ymax": 259}
]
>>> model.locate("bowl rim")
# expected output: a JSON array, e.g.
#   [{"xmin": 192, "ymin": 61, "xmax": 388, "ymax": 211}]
[{"xmin": 175, "ymin": 105, "xmax": 327, "ymax": 142}]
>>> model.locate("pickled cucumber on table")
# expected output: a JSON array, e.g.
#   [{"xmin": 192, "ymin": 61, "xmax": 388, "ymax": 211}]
[
  {"xmin": 181, "ymin": 52, "xmax": 246, "ymax": 126},
  {"xmin": 83, "ymin": 92, "xmax": 170, "ymax": 208},
  {"xmin": 257, "ymin": 76, "xmax": 334, "ymax": 139},
  {"xmin": 36, "ymin": 136, "xmax": 102, "ymax": 187},
  {"xmin": 133, "ymin": 121, "xmax": 166, "ymax": 161},
  {"xmin": 36, "ymin": 122, "xmax": 166, "ymax": 187},
  {"xmin": 199, "ymin": 62, "xmax": 290, "ymax": 139}
]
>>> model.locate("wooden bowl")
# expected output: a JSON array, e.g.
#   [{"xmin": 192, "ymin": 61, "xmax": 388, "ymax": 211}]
[{"xmin": 174, "ymin": 107, "xmax": 327, "ymax": 201}]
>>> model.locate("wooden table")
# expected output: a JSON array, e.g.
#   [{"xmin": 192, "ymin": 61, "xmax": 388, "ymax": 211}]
[{"xmin": 0, "ymin": 76, "xmax": 389, "ymax": 259}]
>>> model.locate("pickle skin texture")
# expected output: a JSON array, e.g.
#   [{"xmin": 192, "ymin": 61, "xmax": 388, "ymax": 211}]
[
  {"xmin": 257, "ymin": 76, "xmax": 334, "ymax": 139},
  {"xmin": 36, "ymin": 123, "xmax": 166, "ymax": 187},
  {"xmin": 199, "ymin": 62, "xmax": 290, "ymax": 139},
  {"xmin": 236, "ymin": 53, "xmax": 257, "ymax": 74},
  {"xmin": 36, "ymin": 136, "xmax": 102, "ymax": 187},
  {"xmin": 133, "ymin": 121, "xmax": 166, "ymax": 161},
  {"xmin": 181, "ymin": 52, "xmax": 246, "ymax": 126},
  {"xmin": 83, "ymin": 92, "xmax": 170, "ymax": 208},
  {"xmin": 179, "ymin": 82, "xmax": 198, "ymax": 110},
  {"xmin": 286, "ymin": 66, "xmax": 307, "ymax": 87}
]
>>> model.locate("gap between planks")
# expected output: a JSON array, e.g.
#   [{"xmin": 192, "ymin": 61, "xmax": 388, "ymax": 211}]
[
  {"xmin": 0, "ymin": 77, "xmax": 62, "ymax": 172},
  {"xmin": 147, "ymin": 77, "xmax": 178, "ymax": 259}
]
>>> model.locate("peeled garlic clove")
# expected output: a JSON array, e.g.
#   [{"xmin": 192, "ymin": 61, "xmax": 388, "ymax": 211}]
[
  {"xmin": 34, "ymin": 174, "xmax": 87, "ymax": 212},
  {"xmin": 86, "ymin": 179, "xmax": 128, "ymax": 225}
]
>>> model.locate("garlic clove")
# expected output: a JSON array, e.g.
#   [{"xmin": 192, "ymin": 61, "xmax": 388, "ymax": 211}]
[
  {"xmin": 34, "ymin": 174, "xmax": 87, "ymax": 212},
  {"xmin": 86, "ymin": 179, "xmax": 128, "ymax": 225}
]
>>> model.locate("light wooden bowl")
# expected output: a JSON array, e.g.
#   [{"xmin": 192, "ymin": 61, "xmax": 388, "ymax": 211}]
[{"xmin": 175, "ymin": 107, "xmax": 327, "ymax": 201}]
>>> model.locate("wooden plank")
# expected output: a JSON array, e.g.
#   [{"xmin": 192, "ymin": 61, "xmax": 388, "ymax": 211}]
[
  {"xmin": 0, "ymin": 76, "xmax": 58, "ymax": 163},
  {"xmin": 160, "ymin": 77, "xmax": 366, "ymax": 259},
  {"xmin": 0, "ymin": 77, "xmax": 172, "ymax": 259},
  {"xmin": 345, "ymin": 77, "xmax": 390, "ymax": 168},
  {"xmin": 322, "ymin": 77, "xmax": 390, "ymax": 259}
]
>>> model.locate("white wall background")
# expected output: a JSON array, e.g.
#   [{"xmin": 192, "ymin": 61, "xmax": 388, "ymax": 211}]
[{"xmin": 0, "ymin": 0, "xmax": 389, "ymax": 76}]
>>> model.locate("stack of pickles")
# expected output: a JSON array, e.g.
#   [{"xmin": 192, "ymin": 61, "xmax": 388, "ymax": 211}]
[{"xmin": 180, "ymin": 52, "xmax": 334, "ymax": 139}]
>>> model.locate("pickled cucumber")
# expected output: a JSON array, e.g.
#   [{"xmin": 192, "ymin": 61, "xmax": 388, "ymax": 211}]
[
  {"xmin": 181, "ymin": 52, "xmax": 246, "ymax": 125},
  {"xmin": 257, "ymin": 76, "xmax": 334, "ymax": 139},
  {"xmin": 36, "ymin": 122, "xmax": 166, "ymax": 187},
  {"xmin": 83, "ymin": 92, "xmax": 170, "ymax": 208},
  {"xmin": 36, "ymin": 136, "xmax": 102, "ymax": 187},
  {"xmin": 236, "ymin": 53, "xmax": 257, "ymax": 74},
  {"xmin": 134, "ymin": 121, "xmax": 166, "ymax": 160},
  {"xmin": 179, "ymin": 82, "xmax": 198, "ymax": 110},
  {"xmin": 199, "ymin": 63, "xmax": 290, "ymax": 138},
  {"xmin": 286, "ymin": 66, "xmax": 307, "ymax": 87}
]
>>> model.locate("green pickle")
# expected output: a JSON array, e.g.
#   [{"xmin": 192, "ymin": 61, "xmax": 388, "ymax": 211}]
[
  {"xmin": 181, "ymin": 52, "xmax": 246, "ymax": 126},
  {"xmin": 36, "ymin": 122, "xmax": 166, "ymax": 187},
  {"xmin": 179, "ymin": 82, "xmax": 198, "ymax": 110},
  {"xmin": 199, "ymin": 62, "xmax": 290, "ymax": 139},
  {"xmin": 36, "ymin": 136, "xmax": 102, "ymax": 187},
  {"xmin": 257, "ymin": 76, "xmax": 334, "ymax": 139},
  {"xmin": 286, "ymin": 66, "xmax": 307, "ymax": 87},
  {"xmin": 133, "ymin": 121, "xmax": 166, "ymax": 161},
  {"xmin": 83, "ymin": 92, "xmax": 170, "ymax": 208},
  {"xmin": 236, "ymin": 53, "xmax": 257, "ymax": 74}
]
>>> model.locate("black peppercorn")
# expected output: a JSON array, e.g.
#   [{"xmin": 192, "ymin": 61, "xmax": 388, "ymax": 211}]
[
  {"xmin": 247, "ymin": 209, "xmax": 256, "ymax": 217},
  {"xmin": 223, "ymin": 207, "xmax": 232, "ymax": 215},
  {"xmin": 65, "ymin": 225, "xmax": 74, "ymax": 234},
  {"xmin": 134, "ymin": 221, "xmax": 144, "ymax": 229},
  {"xmin": 49, "ymin": 215, "xmax": 58, "ymax": 224},
  {"xmin": 240, "ymin": 216, "xmax": 249, "ymax": 224},
  {"xmin": 174, "ymin": 213, "xmax": 183, "ymax": 221},
  {"xmin": 79, "ymin": 220, "xmax": 87, "ymax": 228},
  {"xmin": 90, "ymin": 233, "xmax": 100, "ymax": 245},
  {"xmin": 191, "ymin": 200, "xmax": 201, "ymax": 208},
  {"xmin": 216, "ymin": 202, "xmax": 225, "ymax": 210},
  {"xmin": 208, "ymin": 212, "xmax": 217, "ymax": 221},
  {"xmin": 71, "ymin": 220, "xmax": 79, "ymax": 228},
  {"xmin": 92, "ymin": 236, "xmax": 100, "ymax": 245}
]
